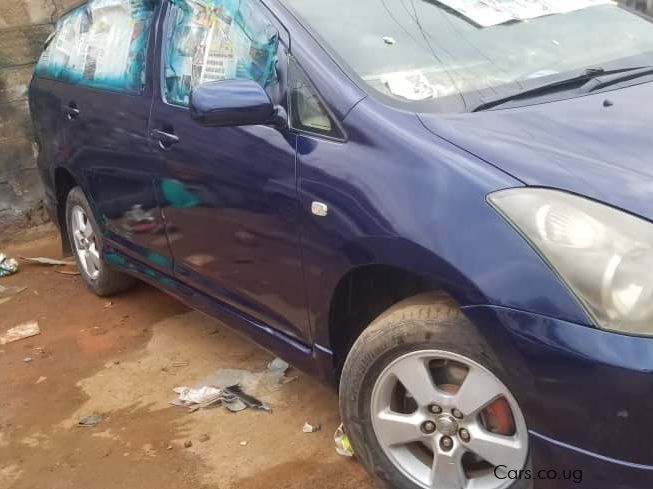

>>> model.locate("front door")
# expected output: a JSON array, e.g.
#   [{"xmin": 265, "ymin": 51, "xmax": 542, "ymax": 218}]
[{"xmin": 149, "ymin": 0, "xmax": 309, "ymax": 342}]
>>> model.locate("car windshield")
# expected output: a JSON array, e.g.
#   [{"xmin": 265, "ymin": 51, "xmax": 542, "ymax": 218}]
[{"xmin": 282, "ymin": 0, "xmax": 653, "ymax": 111}]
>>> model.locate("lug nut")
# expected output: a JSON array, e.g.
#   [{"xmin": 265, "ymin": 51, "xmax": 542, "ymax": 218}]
[
  {"xmin": 440, "ymin": 436, "xmax": 454, "ymax": 451},
  {"xmin": 421, "ymin": 421, "xmax": 437, "ymax": 434},
  {"xmin": 428, "ymin": 404, "xmax": 442, "ymax": 414},
  {"xmin": 451, "ymin": 408, "xmax": 463, "ymax": 419},
  {"xmin": 459, "ymin": 428, "xmax": 470, "ymax": 443}
]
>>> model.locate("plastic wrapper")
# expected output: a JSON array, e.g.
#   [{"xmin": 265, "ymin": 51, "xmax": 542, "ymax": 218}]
[
  {"xmin": 334, "ymin": 423, "xmax": 354, "ymax": 457},
  {"xmin": 35, "ymin": 0, "xmax": 155, "ymax": 94},
  {"xmin": 165, "ymin": 0, "xmax": 279, "ymax": 106},
  {"xmin": 0, "ymin": 253, "xmax": 18, "ymax": 277}
]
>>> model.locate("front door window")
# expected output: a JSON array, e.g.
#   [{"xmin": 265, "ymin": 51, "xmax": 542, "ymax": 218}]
[{"xmin": 163, "ymin": 0, "xmax": 279, "ymax": 106}]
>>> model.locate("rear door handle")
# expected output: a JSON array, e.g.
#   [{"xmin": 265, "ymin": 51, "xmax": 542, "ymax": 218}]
[
  {"xmin": 151, "ymin": 129, "xmax": 179, "ymax": 149},
  {"xmin": 64, "ymin": 103, "xmax": 80, "ymax": 120}
]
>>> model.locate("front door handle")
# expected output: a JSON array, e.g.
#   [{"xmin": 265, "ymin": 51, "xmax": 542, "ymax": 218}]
[{"xmin": 151, "ymin": 129, "xmax": 179, "ymax": 149}]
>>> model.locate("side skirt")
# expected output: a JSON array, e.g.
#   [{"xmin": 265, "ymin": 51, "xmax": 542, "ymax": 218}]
[{"xmin": 104, "ymin": 245, "xmax": 336, "ymax": 384}]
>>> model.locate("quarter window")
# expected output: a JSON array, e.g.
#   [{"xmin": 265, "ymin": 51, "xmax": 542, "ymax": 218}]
[
  {"xmin": 163, "ymin": 0, "xmax": 279, "ymax": 107},
  {"xmin": 289, "ymin": 57, "xmax": 343, "ymax": 140},
  {"xmin": 35, "ymin": 0, "xmax": 156, "ymax": 94}
]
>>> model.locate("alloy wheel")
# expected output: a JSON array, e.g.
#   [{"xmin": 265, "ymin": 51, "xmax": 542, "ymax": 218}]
[
  {"xmin": 370, "ymin": 350, "xmax": 528, "ymax": 489},
  {"xmin": 71, "ymin": 205, "xmax": 101, "ymax": 280}
]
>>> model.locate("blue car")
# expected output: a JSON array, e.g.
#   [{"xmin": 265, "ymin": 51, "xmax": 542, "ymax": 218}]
[{"xmin": 29, "ymin": 1, "xmax": 653, "ymax": 488}]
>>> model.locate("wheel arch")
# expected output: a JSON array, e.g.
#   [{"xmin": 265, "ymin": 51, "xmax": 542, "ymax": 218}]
[
  {"xmin": 323, "ymin": 237, "xmax": 488, "ymax": 378},
  {"xmin": 53, "ymin": 166, "xmax": 78, "ymax": 255}
]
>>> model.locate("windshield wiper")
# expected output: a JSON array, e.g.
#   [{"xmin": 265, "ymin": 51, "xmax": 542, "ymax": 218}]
[
  {"xmin": 580, "ymin": 66, "xmax": 653, "ymax": 93},
  {"xmin": 471, "ymin": 66, "xmax": 653, "ymax": 112}
]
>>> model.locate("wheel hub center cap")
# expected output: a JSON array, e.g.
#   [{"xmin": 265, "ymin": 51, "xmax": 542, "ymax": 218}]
[{"xmin": 435, "ymin": 414, "xmax": 458, "ymax": 436}]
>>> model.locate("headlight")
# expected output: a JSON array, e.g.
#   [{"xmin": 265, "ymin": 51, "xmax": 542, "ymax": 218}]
[{"xmin": 489, "ymin": 188, "xmax": 653, "ymax": 336}]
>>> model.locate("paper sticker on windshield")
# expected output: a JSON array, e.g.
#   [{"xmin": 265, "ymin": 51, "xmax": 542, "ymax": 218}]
[
  {"xmin": 382, "ymin": 71, "xmax": 436, "ymax": 101},
  {"xmin": 435, "ymin": 0, "xmax": 615, "ymax": 27}
]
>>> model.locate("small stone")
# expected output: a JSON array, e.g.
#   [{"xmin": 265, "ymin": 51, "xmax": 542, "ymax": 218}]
[
  {"xmin": 303, "ymin": 422, "xmax": 321, "ymax": 433},
  {"xmin": 198, "ymin": 434, "xmax": 210, "ymax": 443},
  {"xmin": 113, "ymin": 360, "xmax": 120, "ymax": 365},
  {"xmin": 23, "ymin": 357, "xmax": 33, "ymax": 363},
  {"xmin": 35, "ymin": 376, "xmax": 47, "ymax": 384},
  {"xmin": 184, "ymin": 440, "xmax": 192, "ymax": 448},
  {"xmin": 240, "ymin": 441, "xmax": 248, "ymax": 446},
  {"xmin": 166, "ymin": 445, "xmax": 173, "ymax": 450}
]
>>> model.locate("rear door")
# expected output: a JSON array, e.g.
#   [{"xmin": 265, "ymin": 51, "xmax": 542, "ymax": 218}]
[
  {"xmin": 148, "ymin": 0, "xmax": 310, "ymax": 341},
  {"xmin": 36, "ymin": 0, "xmax": 172, "ymax": 271}
]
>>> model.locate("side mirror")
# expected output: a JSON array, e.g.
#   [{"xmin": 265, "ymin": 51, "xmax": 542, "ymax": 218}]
[{"xmin": 190, "ymin": 79, "xmax": 285, "ymax": 128}]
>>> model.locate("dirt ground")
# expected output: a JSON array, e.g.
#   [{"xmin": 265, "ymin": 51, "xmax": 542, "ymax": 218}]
[{"xmin": 0, "ymin": 226, "xmax": 375, "ymax": 489}]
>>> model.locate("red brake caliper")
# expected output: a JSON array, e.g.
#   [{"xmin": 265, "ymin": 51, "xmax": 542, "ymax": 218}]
[
  {"xmin": 440, "ymin": 383, "xmax": 515, "ymax": 436},
  {"xmin": 481, "ymin": 398, "xmax": 515, "ymax": 436}
]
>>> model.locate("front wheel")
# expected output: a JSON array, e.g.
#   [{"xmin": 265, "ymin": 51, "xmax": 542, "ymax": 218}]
[
  {"xmin": 339, "ymin": 293, "xmax": 529, "ymax": 489},
  {"xmin": 66, "ymin": 187, "xmax": 135, "ymax": 296}
]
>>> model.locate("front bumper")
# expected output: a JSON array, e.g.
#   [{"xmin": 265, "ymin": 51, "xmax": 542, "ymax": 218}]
[{"xmin": 463, "ymin": 305, "xmax": 653, "ymax": 489}]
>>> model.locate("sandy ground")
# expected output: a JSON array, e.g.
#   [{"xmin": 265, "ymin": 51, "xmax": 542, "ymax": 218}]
[{"xmin": 0, "ymin": 226, "xmax": 375, "ymax": 489}]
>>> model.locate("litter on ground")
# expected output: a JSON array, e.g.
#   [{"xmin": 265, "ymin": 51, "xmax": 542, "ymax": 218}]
[
  {"xmin": 303, "ymin": 422, "xmax": 321, "ymax": 433},
  {"xmin": 265, "ymin": 357, "xmax": 298, "ymax": 385},
  {"xmin": 78, "ymin": 414, "xmax": 103, "ymax": 427},
  {"xmin": 0, "ymin": 253, "xmax": 19, "ymax": 277},
  {"xmin": 172, "ymin": 385, "xmax": 221, "ymax": 405},
  {"xmin": 0, "ymin": 321, "xmax": 41, "ymax": 345},
  {"xmin": 21, "ymin": 256, "xmax": 76, "ymax": 266},
  {"xmin": 169, "ymin": 360, "xmax": 292, "ymax": 414},
  {"xmin": 334, "ymin": 424, "xmax": 354, "ymax": 457}
]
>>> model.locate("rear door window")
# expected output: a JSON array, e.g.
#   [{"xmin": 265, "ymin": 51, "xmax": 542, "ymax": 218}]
[
  {"xmin": 163, "ymin": 0, "xmax": 279, "ymax": 107},
  {"xmin": 36, "ymin": 0, "xmax": 156, "ymax": 94}
]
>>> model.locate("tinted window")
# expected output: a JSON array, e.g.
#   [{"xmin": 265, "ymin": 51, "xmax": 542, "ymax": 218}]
[
  {"xmin": 163, "ymin": 0, "xmax": 279, "ymax": 107},
  {"xmin": 36, "ymin": 0, "xmax": 155, "ymax": 94}
]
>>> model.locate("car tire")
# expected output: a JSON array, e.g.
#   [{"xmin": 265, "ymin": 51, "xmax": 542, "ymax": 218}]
[
  {"xmin": 339, "ymin": 292, "xmax": 529, "ymax": 489},
  {"xmin": 65, "ymin": 186, "xmax": 136, "ymax": 296}
]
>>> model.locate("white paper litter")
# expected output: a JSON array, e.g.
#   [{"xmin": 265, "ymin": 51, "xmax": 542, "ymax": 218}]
[
  {"xmin": 0, "ymin": 321, "xmax": 41, "ymax": 345},
  {"xmin": 436, "ymin": 0, "xmax": 615, "ymax": 27},
  {"xmin": 172, "ymin": 386, "xmax": 221, "ymax": 405}
]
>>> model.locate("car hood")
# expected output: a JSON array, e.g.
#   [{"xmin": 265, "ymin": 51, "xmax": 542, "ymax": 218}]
[{"xmin": 419, "ymin": 82, "xmax": 653, "ymax": 222}]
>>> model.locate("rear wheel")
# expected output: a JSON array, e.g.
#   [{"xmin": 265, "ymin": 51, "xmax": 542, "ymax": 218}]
[
  {"xmin": 339, "ymin": 293, "xmax": 528, "ymax": 489},
  {"xmin": 66, "ymin": 187, "xmax": 135, "ymax": 296}
]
